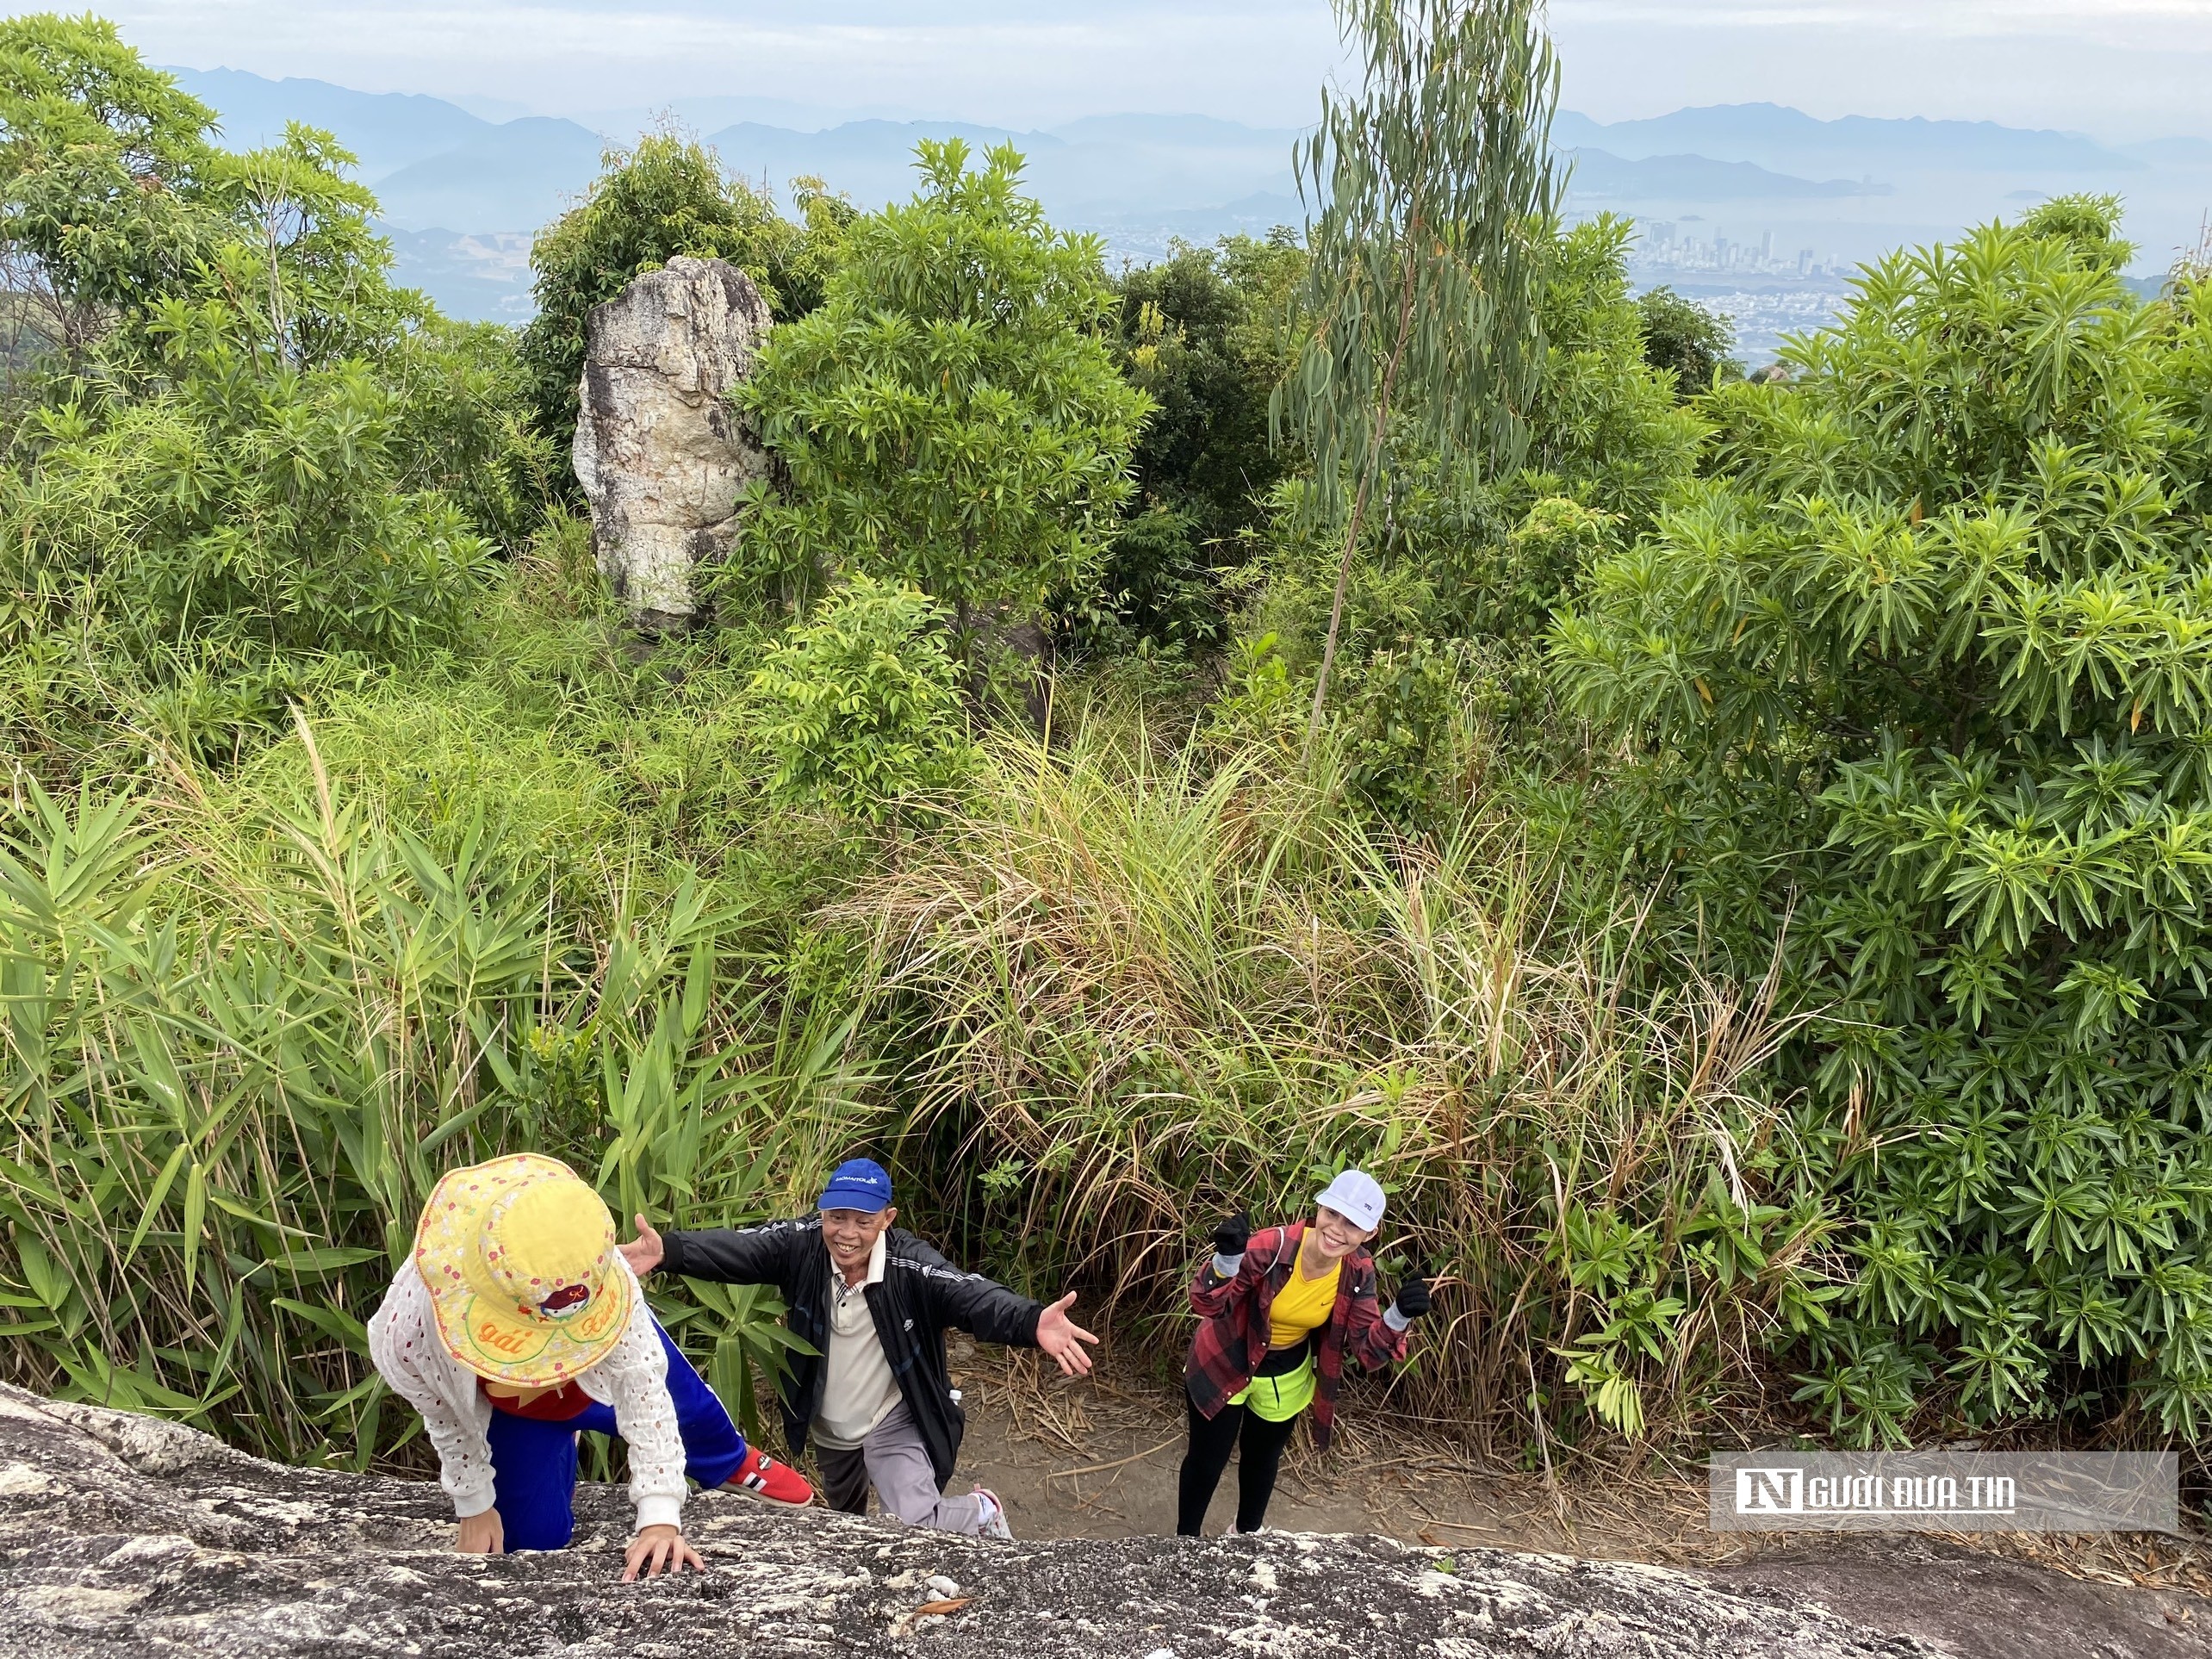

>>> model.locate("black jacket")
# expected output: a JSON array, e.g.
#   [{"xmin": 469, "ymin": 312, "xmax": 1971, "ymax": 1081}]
[{"xmin": 658, "ymin": 1216, "xmax": 1043, "ymax": 1488}]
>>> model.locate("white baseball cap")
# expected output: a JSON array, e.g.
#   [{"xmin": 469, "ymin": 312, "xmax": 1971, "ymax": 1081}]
[{"xmin": 1314, "ymin": 1169, "xmax": 1386, "ymax": 1232}]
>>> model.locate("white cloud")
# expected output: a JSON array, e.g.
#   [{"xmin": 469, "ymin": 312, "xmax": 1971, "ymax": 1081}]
[
  {"xmin": 100, "ymin": 1, "xmax": 1344, "ymax": 124},
  {"xmin": 81, "ymin": 1, "xmax": 2212, "ymax": 138},
  {"xmin": 1550, "ymin": 1, "xmax": 2212, "ymax": 134}
]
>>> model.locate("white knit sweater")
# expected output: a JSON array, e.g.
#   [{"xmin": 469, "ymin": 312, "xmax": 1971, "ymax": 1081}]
[{"xmin": 366, "ymin": 1257, "xmax": 687, "ymax": 1532}]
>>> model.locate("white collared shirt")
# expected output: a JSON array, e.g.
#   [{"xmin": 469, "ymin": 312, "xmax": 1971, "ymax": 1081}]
[{"xmin": 811, "ymin": 1230, "xmax": 902, "ymax": 1448}]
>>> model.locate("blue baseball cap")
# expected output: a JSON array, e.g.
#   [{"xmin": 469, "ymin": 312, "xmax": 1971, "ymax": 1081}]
[{"xmin": 817, "ymin": 1158, "xmax": 894, "ymax": 1214}]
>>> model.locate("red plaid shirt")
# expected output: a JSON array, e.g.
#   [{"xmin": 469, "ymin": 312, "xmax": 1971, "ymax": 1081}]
[{"xmin": 1184, "ymin": 1221, "xmax": 1410, "ymax": 1448}]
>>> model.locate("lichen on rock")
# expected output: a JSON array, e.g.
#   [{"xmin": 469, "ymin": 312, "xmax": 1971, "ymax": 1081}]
[{"xmin": 0, "ymin": 1384, "xmax": 1942, "ymax": 1656}]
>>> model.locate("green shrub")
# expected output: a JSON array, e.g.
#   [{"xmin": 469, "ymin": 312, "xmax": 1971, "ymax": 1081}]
[
  {"xmin": 1531, "ymin": 219, "xmax": 1709, "ymax": 525},
  {"xmin": 1080, "ymin": 233, "xmax": 1308, "ymax": 653},
  {"xmin": 0, "ymin": 32, "xmax": 551, "ymax": 774},
  {"xmin": 1113, "ymin": 234, "xmax": 1306, "ymax": 550},
  {"xmin": 383, "ymin": 317, "xmax": 556, "ymax": 551},
  {"xmin": 1554, "ymin": 196, "xmax": 2212, "ymax": 1442},
  {"xmin": 753, "ymin": 575, "xmax": 972, "ymax": 820},
  {"xmin": 1635, "ymin": 285, "xmax": 1743, "ymax": 401},
  {"xmin": 3, "ymin": 295, "xmax": 493, "ymax": 689}
]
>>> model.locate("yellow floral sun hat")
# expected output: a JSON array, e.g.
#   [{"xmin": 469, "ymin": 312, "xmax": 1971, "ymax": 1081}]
[{"xmin": 413, "ymin": 1153, "xmax": 633, "ymax": 1387}]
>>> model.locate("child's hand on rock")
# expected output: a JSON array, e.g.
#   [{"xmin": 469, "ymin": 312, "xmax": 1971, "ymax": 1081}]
[
  {"xmin": 456, "ymin": 1508, "xmax": 504, "ymax": 1555},
  {"xmin": 623, "ymin": 1524, "xmax": 705, "ymax": 1581}
]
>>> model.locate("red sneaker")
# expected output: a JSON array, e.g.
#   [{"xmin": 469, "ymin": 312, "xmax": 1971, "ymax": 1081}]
[{"xmin": 725, "ymin": 1445, "xmax": 814, "ymax": 1507}]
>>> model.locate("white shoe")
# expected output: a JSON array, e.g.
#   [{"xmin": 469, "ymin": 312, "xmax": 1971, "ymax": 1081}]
[{"xmin": 971, "ymin": 1486, "xmax": 1014, "ymax": 1539}]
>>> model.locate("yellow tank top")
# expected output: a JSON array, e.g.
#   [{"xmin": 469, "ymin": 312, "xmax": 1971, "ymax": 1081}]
[{"xmin": 1267, "ymin": 1254, "xmax": 1342, "ymax": 1349}]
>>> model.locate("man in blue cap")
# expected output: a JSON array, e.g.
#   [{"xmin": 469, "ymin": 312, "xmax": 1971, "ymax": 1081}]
[{"xmin": 619, "ymin": 1157, "xmax": 1097, "ymax": 1538}]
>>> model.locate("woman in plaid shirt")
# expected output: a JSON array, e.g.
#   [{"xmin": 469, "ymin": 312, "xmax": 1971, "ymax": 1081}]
[{"xmin": 1176, "ymin": 1170, "xmax": 1432, "ymax": 1535}]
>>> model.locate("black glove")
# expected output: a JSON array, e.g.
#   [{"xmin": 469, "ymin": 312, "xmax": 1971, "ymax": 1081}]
[
  {"xmin": 1392, "ymin": 1259, "xmax": 1432, "ymax": 1320},
  {"xmin": 1211, "ymin": 1210, "xmax": 1252, "ymax": 1258}
]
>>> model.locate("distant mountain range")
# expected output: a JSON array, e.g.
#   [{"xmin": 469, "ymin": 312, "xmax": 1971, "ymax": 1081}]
[
  {"xmin": 172, "ymin": 66, "xmax": 497, "ymax": 179},
  {"xmin": 1563, "ymin": 149, "xmax": 1889, "ymax": 202},
  {"xmin": 1550, "ymin": 104, "xmax": 2139, "ymax": 176},
  {"xmin": 368, "ymin": 117, "xmax": 608, "ymax": 233},
  {"xmin": 160, "ymin": 67, "xmax": 2212, "ymax": 323}
]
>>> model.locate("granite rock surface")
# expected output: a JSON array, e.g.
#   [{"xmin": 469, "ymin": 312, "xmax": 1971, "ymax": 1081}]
[
  {"xmin": 0, "ymin": 1382, "xmax": 1948, "ymax": 1657},
  {"xmin": 573, "ymin": 254, "xmax": 773, "ymax": 631}
]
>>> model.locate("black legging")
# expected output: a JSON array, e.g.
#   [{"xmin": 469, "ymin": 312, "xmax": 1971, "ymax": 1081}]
[{"xmin": 1176, "ymin": 1389, "xmax": 1303, "ymax": 1535}]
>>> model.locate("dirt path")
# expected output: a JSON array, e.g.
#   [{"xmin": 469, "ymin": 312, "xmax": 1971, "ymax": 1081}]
[{"xmin": 910, "ymin": 1344, "xmax": 2212, "ymax": 1659}]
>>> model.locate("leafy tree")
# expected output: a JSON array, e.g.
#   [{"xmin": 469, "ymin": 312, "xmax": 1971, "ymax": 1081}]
[
  {"xmin": 752, "ymin": 573, "xmax": 972, "ymax": 819},
  {"xmin": 1275, "ymin": 0, "xmax": 1561, "ymax": 754},
  {"xmin": 1085, "ymin": 232, "xmax": 1306, "ymax": 652},
  {"xmin": 1115, "ymin": 232, "xmax": 1307, "ymax": 547},
  {"xmin": 1246, "ymin": 216, "xmax": 1700, "ymax": 823},
  {"xmin": 1527, "ymin": 218, "xmax": 1707, "ymax": 527},
  {"xmin": 0, "ymin": 32, "xmax": 543, "ymax": 768},
  {"xmin": 200, "ymin": 122, "xmax": 422, "ymax": 369},
  {"xmin": 518, "ymin": 134, "xmax": 852, "ymax": 477},
  {"xmin": 1552, "ymin": 196, "xmax": 2212, "ymax": 1442},
  {"xmin": 0, "ymin": 13, "xmax": 220, "ymax": 356},
  {"xmin": 188, "ymin": 126, "xmax": 552, "ymax": 553},
  {"xmin": 1634, "ymin": 284, "xmax": 1741, "ymax": 401},
  {"xmin": 730, "ymin": 139, "xmax": 1146, "ymax": 648},
  {"xmin": 386, "ymin": 317, "xmax": 558, "ymax": 550}
]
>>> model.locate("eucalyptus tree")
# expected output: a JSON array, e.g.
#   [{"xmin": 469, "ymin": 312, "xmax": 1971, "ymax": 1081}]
[{"xmin": 1274, "ymin": 0, "xmax": 1562, "ymax": 753}]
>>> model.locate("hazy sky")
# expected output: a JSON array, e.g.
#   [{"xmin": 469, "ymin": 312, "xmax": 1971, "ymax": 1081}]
[{"xmin": 103, "ymin": 0, "xmax": 2212, "ymax": 138}]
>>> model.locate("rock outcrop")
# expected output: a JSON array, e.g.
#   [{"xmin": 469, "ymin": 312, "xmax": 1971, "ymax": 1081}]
[
  {"xmin": 0, "ymin": 1383, "xmax": 1947, "ymax": 1658},
  {"xmin": 574, "ymin": 255, "xmax": 774, "ymax": 631}
]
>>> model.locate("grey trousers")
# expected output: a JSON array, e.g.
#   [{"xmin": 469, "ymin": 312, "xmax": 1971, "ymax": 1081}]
[{"xmin": 814, "ymin": 1401, "xmax": 991, "ymax": 1535}]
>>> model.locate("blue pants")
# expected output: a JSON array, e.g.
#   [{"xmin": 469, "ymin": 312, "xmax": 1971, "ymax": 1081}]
[{"xmin": 485, "ymin": 1320, "xmax": 748, "ymax": 1551}]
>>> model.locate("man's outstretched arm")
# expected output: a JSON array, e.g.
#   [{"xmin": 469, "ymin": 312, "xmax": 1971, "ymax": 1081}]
[
  {"xmin": 913, "ymin": 1248, "xmax": 1100, "ymax": 1377},
  {"xmin": 620, "ymin": 1214, "xmax": 805, "ymax": 1285}
]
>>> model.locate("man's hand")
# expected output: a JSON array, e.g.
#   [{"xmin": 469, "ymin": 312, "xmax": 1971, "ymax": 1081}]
[
  {"xmin": 456, "ymin": 1507, "xmax": 504, "ymax": 1555},
  {"xmin": 1035, "ymin": 1291, "xmax": 1100, "ymax": 1377},
  {"xmin": 618, "ymin": 1214, "xmax": 664, "ymax": 1277},
  {"xmin": 622, "ymin": 1524, "xmax": 705, "ymax": 1582}
]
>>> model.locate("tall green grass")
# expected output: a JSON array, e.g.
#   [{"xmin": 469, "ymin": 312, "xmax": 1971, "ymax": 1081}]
[
  {"xmin": 856, "ymin": 723, "xmax": 1837, "ymax": 1455},
  {"xmin": 2, "ymin": 659, "xmax": 1839, "ymax": 1469},
  {"xmin": 0, "ymin": 715, "xmax": 869, "ymax": 1463}
]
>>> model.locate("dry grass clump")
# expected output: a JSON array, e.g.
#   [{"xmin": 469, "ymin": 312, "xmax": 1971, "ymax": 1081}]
[{"xmin": 854, "ymin": 724, "xmax": 1832, "ymax": 1457}]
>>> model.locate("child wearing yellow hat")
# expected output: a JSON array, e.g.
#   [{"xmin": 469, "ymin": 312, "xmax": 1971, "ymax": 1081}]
[{"xmin": 367, "ymin": 1153, "xmax": 813, "ymax": 1579}]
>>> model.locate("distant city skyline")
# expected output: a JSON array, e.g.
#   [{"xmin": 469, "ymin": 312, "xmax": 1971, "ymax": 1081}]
[{"xmin": 86, "ymin": 1, "xmax": 2212, "ymax": 141}]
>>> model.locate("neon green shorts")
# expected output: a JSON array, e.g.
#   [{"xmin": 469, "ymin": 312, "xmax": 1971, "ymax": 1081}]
[{"xmin": 1230, "ymin": 1353, "xmax": 1317, "ymax": 1422}]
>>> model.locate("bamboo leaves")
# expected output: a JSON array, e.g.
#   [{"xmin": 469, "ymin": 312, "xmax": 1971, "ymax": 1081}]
[{"xmin": 0, "ymin": 752, "xmax": 806, "ymax": 1463}]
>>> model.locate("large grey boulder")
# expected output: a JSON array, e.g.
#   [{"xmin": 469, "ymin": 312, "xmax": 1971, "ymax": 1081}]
[
  {"xmin": 0, "ymin": 1382, "xmax": 1945, "ymax": 1658},
  {"xmin": 573, "ymin": 255, "xmax": 774, "ymax": 631}
]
